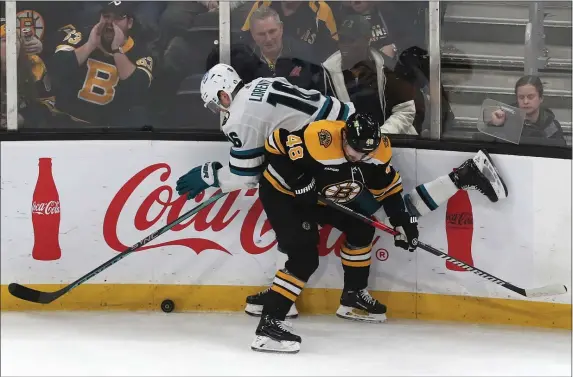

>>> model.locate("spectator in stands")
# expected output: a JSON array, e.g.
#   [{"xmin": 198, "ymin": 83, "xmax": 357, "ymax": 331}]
[
  {"xmin": 331, "ymin": 1, "xmax": 440, "ymax": 134},
  {"xmin": 489, "ymin": 75, "xmax": 566, "ymax": 146},
  {"xmin": 332, "ymin": 2, "xmax": 397, "ymax": 62},
  {"xmin": 78, "ymin": 1, "xmax": 165, "ymax": 49},
  {"xmin": 241, "ymin": 1, "xmax": 338, "ymax": 63},
  {"xmin": 317, "ymin": 14, "xmax": 417, "ymax": 135},
  {"xmin": 1, "ymin": 18, "xmax": 52, "ymax": 129},
  {"xmin": 47, "ymin": 1, "xmax": 154, "ymax": 128},
  {"xmin": 240, "ymin": 6, "xmax": 321, "ymax": 88}
]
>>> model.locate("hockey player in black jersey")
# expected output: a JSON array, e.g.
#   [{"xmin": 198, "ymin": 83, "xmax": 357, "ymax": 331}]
[{"xmin": 250, "ymin": 113, "xmax": 419, "ymax": 353}]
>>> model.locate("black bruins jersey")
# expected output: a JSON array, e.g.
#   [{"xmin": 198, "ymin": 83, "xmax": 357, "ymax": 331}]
[
  {"xmin": 263, "ymin": 119, "xmax": 405, "ymax": 216},
  {"xmin": 49, "ymin": 24, "xmax": 153, "ymax": 125}
]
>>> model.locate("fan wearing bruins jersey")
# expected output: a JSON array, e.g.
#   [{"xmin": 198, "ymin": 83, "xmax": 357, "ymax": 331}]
[
  {"xmin": 248, "ymin": 113, "xmax": 419, "ymax": 354},
  {"xmin": 48, "ymin": 1, "xmax": 153, "ymax": 126}
]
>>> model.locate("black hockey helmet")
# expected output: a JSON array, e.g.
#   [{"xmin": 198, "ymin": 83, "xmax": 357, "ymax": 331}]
[{"xmin": 344, "ymin": 113, "xmax": 382, "ymax": 154}]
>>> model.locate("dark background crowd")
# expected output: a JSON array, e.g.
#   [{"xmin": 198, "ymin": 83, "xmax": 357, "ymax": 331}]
[{"xmin": 0, "ymin": 1, "xmax": 570, "ymax": 147}]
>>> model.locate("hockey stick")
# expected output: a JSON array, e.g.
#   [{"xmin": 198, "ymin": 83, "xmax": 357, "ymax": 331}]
[
  {"xmin": 8, "ymin": 191, "xmax": 228, "ymax": 304},
  {"xmin": 318, "ymin": 196, "xmax": 568, "ymax": 298}
]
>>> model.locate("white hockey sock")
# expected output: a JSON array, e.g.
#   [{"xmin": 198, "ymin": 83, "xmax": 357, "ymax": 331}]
[{"xmin": 405, "ymin": 174, "xmax": 459, "ymax": 217}]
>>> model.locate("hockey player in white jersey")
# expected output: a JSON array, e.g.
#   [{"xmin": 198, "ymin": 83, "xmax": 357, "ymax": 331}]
[
  {"xmin": 176, "ymin": 63, "xmax": 354, "ymax": 199},
  {"xmin": 175, "ymin": 63, "xmax": 509, "ymax": 352}
]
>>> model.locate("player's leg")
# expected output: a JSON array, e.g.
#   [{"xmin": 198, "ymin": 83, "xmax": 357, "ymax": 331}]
[
  {"xmin": 250, "ymin": 181, "xmax": 320, "ymax": 353},
  {"xmin": 325, "ymin": 208, "xmax": 387, "ymax": 323},
  {"xmin": 404, "ymin": 149, "xmax": 508, "ymax": 217},
  {"xmin": 244, "ymin": 186, "xmax": 300, "ymax": 319}
]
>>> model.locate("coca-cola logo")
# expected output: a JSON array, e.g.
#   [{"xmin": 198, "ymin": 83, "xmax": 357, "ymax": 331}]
[
  {"xmin": 103, "ymin": 163, "xmax": 382, "ymax": 256},
  {"xmin": 446, "ymin": 212, "xmax": 473, "ymax": 226},
  {"xmin": 32, "ymin": 200, "xmax": 60, "ymax": 215}
]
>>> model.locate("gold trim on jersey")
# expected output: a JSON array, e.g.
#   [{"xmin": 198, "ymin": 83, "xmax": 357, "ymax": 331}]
[
  {"xmin": 263, "ymin": 169, "xmax": 294, "ymax": 197},
  {"xmin": 265, "ymin": 129, "xmax": 286, "ymax": 155},
  {"xmin": 56, "ymin": 36, "xmax": 135, "ymax": 54},
  {"xmin": 370, "ymin": 174, "xmax": 403, "ymax": 201},
  {"xmin": 303, "ymin": 120, "xmax": 347, "ymax": 165}
]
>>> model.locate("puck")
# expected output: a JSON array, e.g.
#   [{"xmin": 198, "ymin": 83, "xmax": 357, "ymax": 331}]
[{"xmin": 161, "ymin": 299, "xmax": 175, "ymax": 313}]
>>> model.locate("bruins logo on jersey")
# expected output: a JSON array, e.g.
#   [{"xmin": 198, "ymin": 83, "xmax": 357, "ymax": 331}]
[
  {"xmin": 318, "ymin": 129, "xmax": 332, "ymax": 148},
  {"xmin": 322, "ymin": 180, "xmax": 363, "ymax": 203},
  {"xmin": 16, "ymin": 10, "xmax": 45, "ymax": 40}
]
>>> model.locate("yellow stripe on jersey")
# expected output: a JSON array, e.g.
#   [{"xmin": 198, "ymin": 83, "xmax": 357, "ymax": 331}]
[
  {"xmin": 264, "ymin": 138, "xmax": 282, "ymax": 155},
  {"xmin": 309, "ymin": 1, "xmax": 338, "ymax": 40},
  {"xmin": 263, "ymin": 170, "xmax": 294, "ymax": 197},
  {"xmin": 370, "ymin": 174, "xmax": 403, "ymax": 201},
  {"xmin": 303, "ymin": 120, "xmax": 346, "ymax": 164},
  {"xmin": 56, "ymin": 44, "xmax": 75, "ymax": 52},
  {"xmin": 377, "ymin": 185, "xmax": 403, "ymax": 202}
]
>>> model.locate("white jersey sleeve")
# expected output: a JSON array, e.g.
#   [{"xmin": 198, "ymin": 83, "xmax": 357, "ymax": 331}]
[
  {"xmin": 217, "ymin": 77, "xmax": 356, "ymax": 192},
  {"xmin": 217, "ymin": 119, "xmax": 265, "ymax": 192}
]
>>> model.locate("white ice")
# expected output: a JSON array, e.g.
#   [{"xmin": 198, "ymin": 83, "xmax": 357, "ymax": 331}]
[{"xmin": 1, "ymin": 311, "xmax": 571, "ymax": 376}]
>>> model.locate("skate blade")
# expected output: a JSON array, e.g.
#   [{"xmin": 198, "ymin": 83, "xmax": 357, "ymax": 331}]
[
  {"xmin": 474, "ymin": 150, "xmax": 508, "ymax": 200},
  {"xmin": 336, "ymin": 305, "xmax": 387, "ymax": 323},
  {"xmin": 244, "ymin": 304, "xmax": 299, "ymax": 319},
  {"xmin": 251, "ymin": 335, "xmax": 300, "ymax": 354}
]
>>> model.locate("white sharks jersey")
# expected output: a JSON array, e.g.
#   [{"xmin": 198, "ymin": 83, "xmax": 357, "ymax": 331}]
[{"xmin": 217, "ymin": 77, "xmax": 355, "ymax": 192}]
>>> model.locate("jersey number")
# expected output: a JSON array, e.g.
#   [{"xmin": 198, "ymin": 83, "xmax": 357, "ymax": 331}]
[
  {"xmin": 286, "ymin": 135, "xmax": 304, "ymax": 160},
  {"xmin": 266, "ymin": 81, "xmax": 320, "ymax": 116},
  {"xmin": 227, "ymin": 132, "xmax": 243, "ymax": 147},
  {"xmin": 77, "ymin": 59, "xmax": 119, "ymax": 105}
]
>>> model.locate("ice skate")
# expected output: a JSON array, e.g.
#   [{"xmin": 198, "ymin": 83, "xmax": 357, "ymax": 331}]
[
  {"xmin": 336, "ymin": 289, "xmax": 387, "ymax": 323},
  {"xmin": 245, "ymin": 287, "xmax": 299, "ymax": 319},
  {"xmin": 451, "ymin": 149, "xmax": 508, "ymax": 202},
  {"xmin": 251, "ymin": 315, "xmax": 301, "ymax": 354}
]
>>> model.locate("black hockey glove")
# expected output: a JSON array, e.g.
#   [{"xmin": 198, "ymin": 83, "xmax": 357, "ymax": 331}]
[
  {"xmin": 388, "ymin": 213, "xmax": 419, "ymax": 252},
  {"xmin": 292, "ymin": 174, "xmax": 318, "ymax": 208}
]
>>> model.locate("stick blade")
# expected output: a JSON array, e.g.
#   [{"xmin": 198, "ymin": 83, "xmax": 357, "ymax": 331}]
[
  {"xmin": 525, "ymin": 284, "xmax": 568, "ymax": 298},
  {"xmin": 8, "ymin": 283, "xmax": 61, "ymax": 304}
]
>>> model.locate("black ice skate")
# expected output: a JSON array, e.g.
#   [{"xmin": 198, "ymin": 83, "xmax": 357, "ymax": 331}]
[
  {"xmin": 245, "ymin": 287, "xmax": 299, "ymax": 318},
  {"xmin": 336, "ymin": 289, "xmax": 387, "ymax": 323},
  {"xmin": 251, "ymin": 315, "xmax": 301, "ymax": 354},
  {"xmin": 450, "ymin": 150, "xmax": 508, "ymax": 202}
]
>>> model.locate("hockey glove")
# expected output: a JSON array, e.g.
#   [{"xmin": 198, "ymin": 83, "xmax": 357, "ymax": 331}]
[
  {"xmin": 388, "ymin": 213, "xmax": 419, "ymax": 252},
  {"xmin": 176, "ymin": 162, "xmax": 222, "ymax": 200},
  {"xmin": 292, "ymin": 175, "xmax": 318, "ymax": 207}
]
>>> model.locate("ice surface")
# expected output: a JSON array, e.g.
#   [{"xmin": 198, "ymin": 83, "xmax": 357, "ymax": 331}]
[{"xmin": 1, "ymin": 311, "xmax": 571, "ymax": 376}]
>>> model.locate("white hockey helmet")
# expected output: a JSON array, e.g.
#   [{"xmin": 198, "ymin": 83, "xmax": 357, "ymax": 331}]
[{"xmin": 200, "ymin": 63, "xmax": 242, "ymax": 113}]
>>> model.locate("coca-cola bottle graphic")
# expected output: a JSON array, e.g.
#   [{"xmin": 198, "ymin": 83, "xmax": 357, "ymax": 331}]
[
  {"xmin": 31, "ymin": 158, "xmax": 62, "ymax": 261},
  {"xmin": 445, "ymin": 190, "xmax": 474, "ymax": 271}
]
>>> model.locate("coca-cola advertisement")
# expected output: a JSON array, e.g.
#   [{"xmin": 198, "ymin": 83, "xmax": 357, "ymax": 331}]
[
  {"xmin": 102, "ymin": 162, "xmax": 387, "ymax": 258},
  {"xmin": 445, "ymin": 190, "xmax": 474, "ymax": 272},
  {"xmin": 31, "ymin": 158, "xmax": 62, "ymax": 261}
]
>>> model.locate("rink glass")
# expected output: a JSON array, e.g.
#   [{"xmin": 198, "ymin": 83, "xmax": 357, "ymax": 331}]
[{"xmin": 1, "ymin": 1, "xmax": 571, "ymax": 152}]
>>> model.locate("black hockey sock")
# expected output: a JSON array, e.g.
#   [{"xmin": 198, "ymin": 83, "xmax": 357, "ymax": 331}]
[
  {"xmin": 340, "ymin": 242, "xmax": 372, "ymax": 291},
  {"xmin": 262, "ymin": 269, "xmax": 306, "ymax": 320}
]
